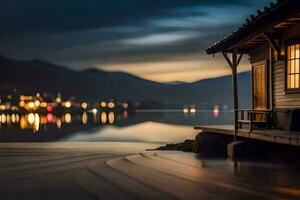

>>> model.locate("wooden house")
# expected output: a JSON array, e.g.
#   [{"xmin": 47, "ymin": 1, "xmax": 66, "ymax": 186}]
[{"xmin": 201, "ymin": 0, "xmax": 300, "ymax": 144}]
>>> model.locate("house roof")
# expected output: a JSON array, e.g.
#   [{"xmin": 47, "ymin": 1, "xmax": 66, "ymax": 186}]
[{"xmin": 206, "ymin": 0, "xmax": 300, "ymax": 55}]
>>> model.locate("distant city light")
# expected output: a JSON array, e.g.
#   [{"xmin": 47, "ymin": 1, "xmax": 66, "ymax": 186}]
[
  {"xmin": 101, "ymin": 101, "xmax": 107, "ymax": 108},
  {"xmin": 64, "ymin": 101, "xmax": 72, "ymax": 108},
  {"xmin": 40, "ymin": 102, "xmax": 47, "ymax": 108},
  {"xmin": 28, "ymin": 102, "xmax": 35, "ymax": 109},
  {"xmin": 213, "ymin": 105, "xmax": 219, "ymax": 110},
  {"xmin": 81, "ymin": 102, "xmax": 88, "ymax": 109},
  {"xmin": 108, "ymin": 102, "xmax": 115, "ymax": 109},
  {"xmin": 92, "ymin": 108, "xmax": 98, "ymax": 114},
  {"xmin": 34, "ymin": 100, "xmax": 40, "ymax": 107},
  {"xmin": 56, "ymin": 97, "xmax": 62, "ymax": 103},
  {"xmin": 183, "ymin": 108, "xmax": 189, "ymax": 114},
  {"xmin": 122, "ymin": 103, "xmax": 128, "ymax": 109},
  {"xmin": 19, "ymin": 101, "xmax": 25, "ymax": 107},
  {"xmin": 47, "ymin": 105, "xmax": 53, "ymax": 112},
  {"xmin": 190, "ymin": 108, "xmax": 196, "ymax": 113}
]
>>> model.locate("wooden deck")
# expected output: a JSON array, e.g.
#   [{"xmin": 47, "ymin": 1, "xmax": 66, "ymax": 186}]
[{"xmin": 194, "ymin": 125, "xmax": 300, "ymax": 146}]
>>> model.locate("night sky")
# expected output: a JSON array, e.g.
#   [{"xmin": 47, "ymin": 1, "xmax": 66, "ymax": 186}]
[{"xmin": 0, "ymin": 0, "xmax": 274, "ymax": 82}]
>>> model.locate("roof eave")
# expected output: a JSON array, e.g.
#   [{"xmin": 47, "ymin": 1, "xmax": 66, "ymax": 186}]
[{"xmin": 205, "ymin": 0, "xmax": 300, "ymax": 55}]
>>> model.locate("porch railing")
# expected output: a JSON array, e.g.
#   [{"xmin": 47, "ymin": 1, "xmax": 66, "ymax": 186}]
[{"xmin": 235, "ymin": 109, "xmax": 272, "ymax": 132}]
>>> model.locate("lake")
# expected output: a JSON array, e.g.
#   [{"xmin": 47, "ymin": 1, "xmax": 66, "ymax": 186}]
[
  {"xmin": 0, "ymin": 109, "xmax": 233, "ymax": 143},
  {"xmin": 1, "ymin": 110, "xmax": 300, "ymax": 199}
]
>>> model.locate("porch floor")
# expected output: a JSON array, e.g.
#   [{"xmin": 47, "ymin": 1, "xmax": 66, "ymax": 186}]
[{"xmin": 194, "ymin": 125, "xmax": 300, "ymax": 146}]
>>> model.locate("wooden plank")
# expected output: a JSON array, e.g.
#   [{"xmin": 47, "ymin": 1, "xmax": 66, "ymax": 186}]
[{"xmin": 194, "ymin": 125, "xmax": 300, "ymax": 146}]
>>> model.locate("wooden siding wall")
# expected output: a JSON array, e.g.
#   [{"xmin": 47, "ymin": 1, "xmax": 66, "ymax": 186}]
[
  {"xmin": 274, "ymin": 24, "xmax": 300, "ymax": 109},
  {"xmin": 249, "ymin": 35, "xmax": 300, "ymax": 129},
  {"xmin": 249, "ymin": 24, "xmax": 300, "ymax": 110},
  {"xmin": 273, "ymin": 60, "xmax": 300, "ymax": 109}
]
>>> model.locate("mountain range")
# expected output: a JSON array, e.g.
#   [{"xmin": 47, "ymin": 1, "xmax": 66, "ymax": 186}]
[{"xmin": 0, "ymin": 56, "xmax": 251, "ymax": 108}]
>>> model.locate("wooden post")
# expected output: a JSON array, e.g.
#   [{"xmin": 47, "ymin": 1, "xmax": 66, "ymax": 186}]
[
  {"xmin": 222, "ymin": 49, "xmax": 243, "ymax": 141},
  {"xmin": 232, "ymin": 63, "xmax": 238, "ymax": 141}
]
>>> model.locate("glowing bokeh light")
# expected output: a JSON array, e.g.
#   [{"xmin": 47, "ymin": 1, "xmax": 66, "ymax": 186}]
[
  {"xmin": 100, "ymin": 101, "xmax": 107, "ymax": 108},
  {"xmin": 65, "ymin": 101, "xmax": 72, "ymax": 108},
  {"xmin": 81, "ymin": 102, "xmax": 88, "ymax": 110},
  {"xmin": 33, "ymin": 113, "xmax": 40, "ymax": 132},
  {"xmin": 92, "ymin": 108, "xmax": 98, "ymax": 114},
  {"xmin": 82, "ymin": 112, "xmax": 88, "ymax": 124},
  {"xmin": 108, "ymin": 112, "xmax": 115, "ymax": 124},
  {"xmin": 47, "ymin": 105, "xmax": 53, "ymax": 112},
  {"xmin": 65, "ymin": 113, "xmax": 72, "ymax": 123},
  {"xmin": 28, "ymin": 102, "xmax": 35, "ymax": 109},
  {"xmin": 123, "ymin": 103, "xmax": 128, "ymax": 109},
  {"xmin": 108, "ymin": 102, "xmax": 115, "ymax": 109},
  {"xmin": 46, "ymin": 113, "xmax": 54, "ymax": 123},
  {"xmin": 56, "ymin": 97, "xmax": 62, "ymax": 103},
  {"xmin": 56, "ymin": 118, "xmax": 62, "ymax": 129},
  {"xmin": 213, "ymin": 108, "xmax": 220, "ymax": 118},
  {"xmin": 11, "ymin": 114, "xmax": 16, "ymax": 123},
  {"xmin": 27, "ymin": 113, "xmax": 35, "ymax": 124},
  {"xmin": 101, "ymin": 112, "xmax": 107, "ymax": 124},
  {"xmin": 183, "ymin": 108, "xmax": 189, "ymax": 114},
  {"xmin": 34, "ymin": 100, "xmax": 40, "ymax": 107},
  {"xmin": 40, "ymin": 102, "xmax": 47, "ymax": 108},
  {"xmin": 123, "ymin": 110, "xmax": 128, "ymax": 119},
  {"xmin": 190, "ymin": 108, "xmax": 196, "ymax": 113},
  {"xmin": 19, "ymin": 101, "xmax": 25, "ymax": 107}
]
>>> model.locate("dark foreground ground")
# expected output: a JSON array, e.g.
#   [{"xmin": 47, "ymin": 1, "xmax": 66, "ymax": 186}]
[{"xmin": 0, "ymin": 142, "xmax": 300, "ymax": 200}]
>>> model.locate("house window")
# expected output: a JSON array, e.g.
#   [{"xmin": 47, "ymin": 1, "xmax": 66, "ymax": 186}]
[{"xmin": 287, "ymin": 44, "xmax": 300, "ymax": 89}]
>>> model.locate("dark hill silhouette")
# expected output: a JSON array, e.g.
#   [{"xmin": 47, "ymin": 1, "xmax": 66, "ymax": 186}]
[{"xmin": 0, "ymin": 56, "xmax": 251, "ymax": 108}]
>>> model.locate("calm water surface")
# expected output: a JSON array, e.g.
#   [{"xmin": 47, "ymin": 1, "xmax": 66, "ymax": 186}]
[
  {"xmin": 0, "ymin": 110, "xmax": 233, "ymax": 143},
  {"xmin": 1, "ymin": 109, "xmax": 300, "ymax": 197}
]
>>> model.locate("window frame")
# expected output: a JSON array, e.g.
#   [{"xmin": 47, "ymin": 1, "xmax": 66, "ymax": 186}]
[{"xmin": 285, "ymin": 38, "xmax": 300, "ymax": 93}]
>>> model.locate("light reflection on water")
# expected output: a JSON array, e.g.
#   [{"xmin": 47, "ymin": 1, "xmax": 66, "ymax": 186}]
[
  {"xmin": 1, "ymin": 110, "xmax": 300, "ymax": 191},
  {"xmin": 0, "ymin": 110, "xmax": 232, "ymax": 143}
]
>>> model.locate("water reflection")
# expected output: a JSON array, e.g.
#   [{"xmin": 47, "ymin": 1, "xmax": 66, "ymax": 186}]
[
  {"xmin": 64, "ymin": 113, "xmax": 72, "ymax": 124},
  {"xmin": 0, "ymin": 110, "xmax": 233, "ymax": 142},
  {"xmin": 101, "ymin": 112, "xmax": 107, "ymax": 124},
  {"xmin": 108, "ymin": 112, "xmax": 114, "ymax": 124},
  {"xmin": 213, "ymin": 108, "xmax": 220, "ymax": 118},
  {"xmin": 56, "ymin": 118, "xmax": 62, "ymax": 129},
  {"xmin": 82, "ymin": 112, "xmax": 88, "ymax": 124}
]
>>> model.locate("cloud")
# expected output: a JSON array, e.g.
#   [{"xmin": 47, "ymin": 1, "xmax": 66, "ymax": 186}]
[
  {"xmin": 0, "ymin": 0, "xmax": 275, "ymax": 82},
  {"xmin": 120, "ymin": 31, "xmax": 198, "ymax": 46}
]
